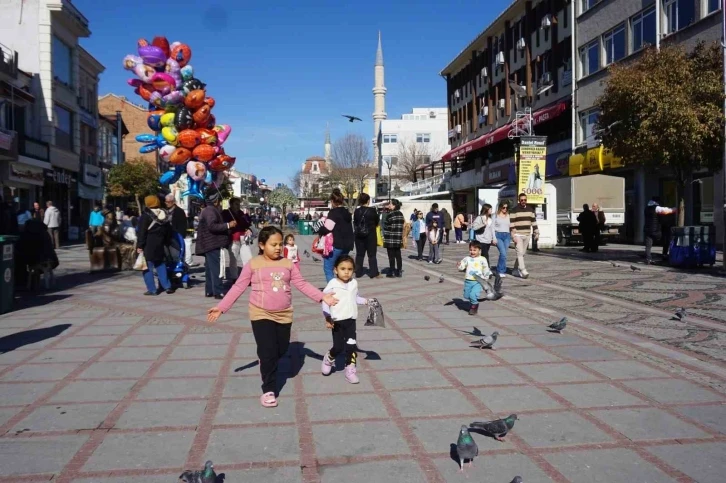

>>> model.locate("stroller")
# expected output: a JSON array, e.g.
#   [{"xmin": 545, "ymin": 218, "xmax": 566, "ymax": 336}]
[{"xmin": 165, "ymin": 231, "xmax": 191, "ymax": 289}]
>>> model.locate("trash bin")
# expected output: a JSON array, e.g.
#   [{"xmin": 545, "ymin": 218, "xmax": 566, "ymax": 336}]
[
  {"xmin": 669, "ymin": 226, "xmax": 716, "ymax": 268},
  {"xmin": 0, "ymin": 235, "xmax": 19, "ymax": 314},
  {"xmin": 301, "ymin": 221, "xmax": 312, "ymax": 235},
  {"xmin": 296, "ymin": 220, "xmax": 303, "ymax": 233}
]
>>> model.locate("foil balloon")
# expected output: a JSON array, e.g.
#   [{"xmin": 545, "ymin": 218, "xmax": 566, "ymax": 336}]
[
  {"xmin": 158, "ymin": 144, "xmax": 177, "ymax": 163},
  {"xmin": 123, "ymin": 55, "xmax": 155, "ymax": 82},
  {"xmin": 168, "ymin": 147, "xmax": 192, "ymax": 165},
  {"xmin": 192, "ymin": 104, "xmax": 211, "ymax": 126},
  {"xmin": 159, "ymin": 165, "xmax": 185, "ymax": 185},
  {"xmin": 213, "ymin": 125, "xmax": 231, "ymax": 145},
  {"xmin": 192, "ymin": 143, "xmax": 215, "ymax": 162},
  {"xmin": 150, "ymin": 72, "xmax": 176, "ymax": 94},
  {"xmin": 137, "ymin": 39, "xmax": 167, "ymax": 68},
  {"xmin": 134, "ymin": 83, "xmax": 155, "ymax": 102},
  {"xmin": 205, "ymin": 115, "xmax": 217, "ymax": 130},
  {"xmin": 174, "ymin": 107, "xmax": 195, "ymax": 130},
  {"xmin": 170, "ymin": 42, "xmax": 192, "ymax": 67},
  {"xmin": 182, "ymin": 178, "xmax": 203, "ymax": 199},
  {"xmin": 151, "ymin": 36, "xmax": 171, "ymax": 58},
  {"xmin": 180, "ymin": 78, "xmax": 205, "ymax": 95},
  {"xmin": 208, "ymin": 154, "xmax": 235, "ymax": 172},
  {"xmin": 147, "ymin": 110, "xmax": 166, "ymax": 131},
  {"xmin": 161, "ymin": 126, "xmax": 179, "ymax": 145},
  {"xmin": 196, "ymin": 128, "xmax": 218, "ymax": 145},
  {"xmin": 184, "ymin": 89, "xmax": 206, "ymax": 110},
  {"xmin": 178, "ymin": 129, "xmax": 201, "ymax": 149},
  {"xmin": 160, "ymin": 112, "xmax": 176, "ymax": 128},
  {"xmin": 136, "ymin": 133, "xmax": 167, "ymax": 153},
  {"xmin": 165, "ymin": 58, "xmax": 181, "ymax": 85},
  {"xmin": 204, "ymin": 97, "xmax": 215, "ymax": 109},
  {"xmin": 150, "ymin": 90, "xmax": 183, "ymax": 108},
  {"xmin": 180, "ymin": 65, "xmax": 194, "ymax": 81},
  {"xmin": 204, "ymin": 168, "xmax": 213, "ymax": 185},
  {"xmin": 186, "ymin": 161, "xmax": 207, "ymax": 181}
]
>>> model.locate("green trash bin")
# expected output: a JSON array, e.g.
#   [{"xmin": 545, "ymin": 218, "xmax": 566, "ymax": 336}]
[
  {"xmin": 301, "ymin": 221, "xmax": 312, "ymax": 235},
  {"xmin": 0, "ymin": 235, "xmax": 19, "ymax": 314}
]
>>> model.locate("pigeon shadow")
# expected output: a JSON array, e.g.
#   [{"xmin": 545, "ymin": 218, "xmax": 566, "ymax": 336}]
[
  {"xmin": 449, "ymin": 443, "xmax": 460, "ymax": 466},
  {"xmin": 233, "ymin": 360, "xmax": 259, "ymax": 373},
  {"xmin": 0, "ymin": 324, "xmax": 72, "ymax": 353},
  {"xmin": 456, "ymin": 326, "xmax": 483, "ymax": 337},
  {"xmin": 215, "ymin": 473, "xmax": 226, "ymax": 483},
  {"xmin": 546, "ymin": 329, "xmax": 563, "ymax": 334}
]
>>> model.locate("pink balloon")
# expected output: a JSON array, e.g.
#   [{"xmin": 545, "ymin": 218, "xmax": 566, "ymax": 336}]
[
  {"xmin": 213, "ymin": 125, "xmax": 232, "ymax": 145},
  {"xmin": 186, "ymin": 161, "xmax": 207, "ymax": 181}
]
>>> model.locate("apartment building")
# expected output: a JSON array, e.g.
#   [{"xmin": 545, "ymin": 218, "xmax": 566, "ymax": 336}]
[
  {"xmin": 436, "ymin": 0, "xmax": 574, "ymax": 214},
  {"xmin": 574, "ymin": 0, "xmax": 722, "ymax": 242},
  {"xmin": 98, "ymin": 93, "xmax": 157, "ymax": 167},
  {"xmin": 77, "ymin": 46, "xmax": 104, "ymax": 222}
]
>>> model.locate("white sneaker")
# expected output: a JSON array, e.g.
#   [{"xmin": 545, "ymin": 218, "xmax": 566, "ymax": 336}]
[{"xmin": 499, "ymin": 273, "xmax": 507, "ymax": 278}]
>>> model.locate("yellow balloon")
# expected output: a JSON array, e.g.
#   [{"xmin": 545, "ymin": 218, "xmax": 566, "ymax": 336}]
[
  {"xmin": 160, "ymin": 112, "xmax": 175, "ymax": 127},
  {"xmin": 161, "ymin": 126, "xmax": 179, "ymax": 145}
]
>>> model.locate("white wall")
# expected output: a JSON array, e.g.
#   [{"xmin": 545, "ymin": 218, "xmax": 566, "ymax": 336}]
[
  {"xmin": 379, "ymin": 107, "xmax": 450, "ymax": 177},
  {"xmin": 0, "ymin": 1, "xmax": 41, "ymax": 74}
]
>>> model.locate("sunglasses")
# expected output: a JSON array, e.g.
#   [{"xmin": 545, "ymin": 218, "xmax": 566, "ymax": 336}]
[{"xmin": 519, "ymin": 199, "xmax": 527, "ymax": 202}]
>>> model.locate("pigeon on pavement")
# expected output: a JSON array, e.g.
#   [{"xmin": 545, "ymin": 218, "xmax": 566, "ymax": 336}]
[
  {"xmin": 510, "ymin": 477, "xmax": 523, "ymax": 483},
  {"xmin": 548, "ymin": 317, "xmax": 567, "ymax": 333},
  {"xmin": 456, "ymin": 425, "xmax": 478, "ymax": 472},
  {"xmin": 610, "ymin": 261, "xmax": 620, "ymax": 267},
  {"xmin": 304, "ymin": 250, "xmax": 310, "ymax": 258},
  {"xmin": 475, "ymin": 331, "xmax": 499, "ymax": 350},
  {"xmin": 312, "ymin": 255, "xmax": 321, "ymax": 262},
  {"xmin": 470, "ymin": 414, "xmax": 518, "ymax": 441},
  {"xmin": 179, "ymin": 471, "xmax": 201, "ymax": 483},
  {"xmin": 424, "ymin": 275, "xmax": 430, "ymax": 281},
  {"xmin": 630, "ymin": 264, "xmax": 641, "ymax": 272},
  {"xmin": 439, "ymin": 274, "xmax": 445, "ymax": 283},
  {"xmin": 180, "ymin": 460, "xmax": 215, "ymax": 483},
  {"xmin": 673, "ymin": 307, "xmax": 687, "ymax": 321}
]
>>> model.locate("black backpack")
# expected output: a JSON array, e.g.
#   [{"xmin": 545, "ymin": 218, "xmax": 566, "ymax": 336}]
[{"xmin": 355, "ymin": 208, "xmax": 370, "ymax": 238}]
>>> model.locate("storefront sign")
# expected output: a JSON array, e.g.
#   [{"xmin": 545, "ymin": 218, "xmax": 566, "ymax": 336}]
[
  {"xmin": 485, "ymin": 160, "xmax": 511, "ymax": 184},
  {"xmin": 517, "ymin": 136, "xmax": 547, "ymax": 204},
  {"xmin": 0, "ymin": 129, "xmax": 14, "ymax": 150},
  {"xmin": 9, "ymin": 162, "xmax": 45, "ymax": 186},
  {"xmin": 44, "ymin": 169, "xmax": 75, "ymax": 186},
  {"xmin": 83, "ymin": 163, "xmax": 103, "ymax": 187}
]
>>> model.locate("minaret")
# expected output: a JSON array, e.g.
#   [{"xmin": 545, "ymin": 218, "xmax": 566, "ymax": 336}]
[
  {"xmin": 372, "ymin": 31, "xmax": 387, "ymax": 171},
  {"xmin": 324, "ymin": 123, "xmax": 331, "ymax": 162}
]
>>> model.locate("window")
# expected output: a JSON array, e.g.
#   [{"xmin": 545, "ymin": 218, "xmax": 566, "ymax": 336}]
[
  {"xmin": 111, "ymin": 133, "xmax": 118, "ymax": 164},
  {"xmin": 581, "ymin": 0, "xmax": 601, "ymax": 14},
  {"xmin": 416, "ymin": 133, "xmax": 431, "ymax": 143},
  {"xmin": 603, "ymin": 24, "xmax": 626, "ymax": 65},
  {"xmin": 54, "ymin": 104, "xmax": 73, "ymax": 151},
  {"xmin": 664, "ymin": 0, "xmax": 696, "ymax": 35},
  {"xmin": 383, "ymin": 134, "xmax": 397, "ymax": 144},
  {"xmin": 416, "ymin": 155, "xmax": 431, "ymax": 165},
  {"xmin": 579, "ymin": 39, "xmax": 600, "ymax": 77},
  {"xmin": 579, "ymin": 108, "xmax": 600, "ymax": 144},
  {"xmin": 52, "ymin": 36, "xmax": 73, "ymax": 87},
  {"xmin": 708, "ymin": 0, "xmax": 720, "ymax": 14},
  {"xmin": 382, "ymin": 155, "xmax": 398, "ymax": 167},
  {"xmin": 632, "ymin": 7, "xmax": 656, "ymax": 51}
]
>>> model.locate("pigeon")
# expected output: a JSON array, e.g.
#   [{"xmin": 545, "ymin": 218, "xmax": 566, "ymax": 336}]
[
  {"xmin": 548, "ymin": 317, "xmax": 567, "ymax": 333},
  {"xmin": 493, "ymin": 271, "xmax": 503, "ymax": 294},
  {"xmin": 439, "ymin": 274, "xmax": 445, "ymax": 283},
  {"xmin": 475, "ymin": 331, "xmax": 499, "ymax": 350},
  {"xmin": 510, "ymin": 477, "xmax": 523, "ymax": 483},
  {"xmin": 456, "ymin": 425, "xmax": 478, "ymax": 472},
  {"xmin": 610, "ymin": 261, "xmax": 620, "ymax": 267},
  {"xmin": 424, "ymin": 275, "xmax": 430, "ymax": 281},
  {"xmin": 179, "ymin": 470, "xmax": 201, "ymax": 483},
  {"xmin": 673, "ymin": 307, "xmax": 687, "ymax": 321},
  {"xmin": 312, "ymin": 255, "xmax": 321, "ymax": 262},
  {"xmin": 304, "ymin": 249, "xmax": 310, "ymax": 258},
  {"xmin": 342, "ymin": 114, "xmax": 362, "ymax": 122},
  {"xmin": 470, "ymin": 414, "xmax": 518, "ymax": 441},
  {"xmin": 180, "ymin": 460, "xmax": 215, "ymax": 483},
  {"xmin": 630, "ymin": 264, "xmax": 641, "ymax": 271}
]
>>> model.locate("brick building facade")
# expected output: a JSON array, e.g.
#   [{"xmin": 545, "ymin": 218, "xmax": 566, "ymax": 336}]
[{"xmin": 98, "ymin": 93, "xmax": 156, "ymax": 166}]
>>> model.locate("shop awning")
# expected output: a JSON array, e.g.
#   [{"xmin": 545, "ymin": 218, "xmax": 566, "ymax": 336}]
[
  {"xmin": 441, "ymin": 101, "xmax": 568, "ymax": 162},
  {"xmin": 78, "ymin": 182, "xmax": 104, "ymax": 200}
]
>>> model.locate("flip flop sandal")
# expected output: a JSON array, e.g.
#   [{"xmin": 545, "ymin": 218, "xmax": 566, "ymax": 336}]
[{"xmin": 260, "ymin": 392, "xmax": 278, "ymax": 408}]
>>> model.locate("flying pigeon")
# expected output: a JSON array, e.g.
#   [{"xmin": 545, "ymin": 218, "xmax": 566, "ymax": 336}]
[
  {"xmin": 304, "ymin": 249, "xmax": 310, "ymax": 258},
  {"xmin": 475, "ymin": 331, "xmax": 499, "ymax": 350},
  {"xmin": 439, "ymin": 274, "xmax": 445, "ymax": 283},
  {"xmin": 630, "ymin": 264, "xmax": 641, "ymax": 272},
  {"xmin": 456, "ymin": 425, "xmax": 478, "ymax": 472},
  {"xmin": 610, "ymin": 261, "xmax": 620, "ymax": 267},
  {"xmin": 673, "ymin": 307, "xmax": 687, "ymax": 321},
  {"xmin": 342, "ymin": 114, "xmax": 362, "ymax": 122},
  {"xmin": 548, "ymin": 317, "xmax": 567, "ymax": 333},
  {"xmin": 424, "ymin": 275, "xmax": 430, "ymax": 281},
  {"xmin": 312, "ymin": 255, "xmax": 321, "ymax": 262},
  {"xmin": 470, "ymin": 414, "xmax": 518, "ymax": 441},
  {"xmin": 510, "ymin": 477, "xmax": 523, "ymax": 483}
]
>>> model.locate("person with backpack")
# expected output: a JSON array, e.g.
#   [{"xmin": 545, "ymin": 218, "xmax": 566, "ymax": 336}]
[
  {"xmin": 317, "ymin": 189, "xmax": 354, "ymax": 283},
  {"xmin": 353, "ymin": 193, "xmax": 380, "ymax": 278}
]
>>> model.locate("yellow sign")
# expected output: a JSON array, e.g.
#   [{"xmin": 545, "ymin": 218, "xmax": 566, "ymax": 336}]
[
  {"xmin": 569, "ymin": 146, "xmax": 623, "ymax": 176},
  {"xmin": 518, "ymin": 136, "xmax": 547, "ymax": 204}
]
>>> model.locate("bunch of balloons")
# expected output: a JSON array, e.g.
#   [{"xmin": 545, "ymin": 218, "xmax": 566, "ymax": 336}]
[{"xmin": 123, "ymin": 37, "xmax": 236, "ymax": 199}]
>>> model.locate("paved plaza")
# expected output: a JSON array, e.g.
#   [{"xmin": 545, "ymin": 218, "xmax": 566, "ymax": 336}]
[{"xmin": 0, "ymin": 236, "xmax": 725, "ymax": 482}]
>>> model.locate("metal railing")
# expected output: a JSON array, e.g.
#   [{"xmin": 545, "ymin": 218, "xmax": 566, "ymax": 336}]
[
  {"xmin": 0, "ymin": 42, "xmax": 17, "ymax": 77},
  {"xmin": 401, "ymin": 170, "xmax": 451, "ymax": 195}
]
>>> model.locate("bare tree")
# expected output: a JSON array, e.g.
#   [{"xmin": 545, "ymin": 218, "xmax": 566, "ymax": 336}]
[
  {"xmin": 395, "ymin": 138, "xmax": 444, "ymax": 182},
  {"xmin": 289, "ymin": 169, "xmax": 303, "ymax": 196},
  {"xmin": 323, "ymin": 133, "xmax": 375, "ymax": 211}
]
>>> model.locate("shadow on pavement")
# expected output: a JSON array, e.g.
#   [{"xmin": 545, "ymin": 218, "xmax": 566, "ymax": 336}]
[
  {"xmin": 0, "ymin": 324, "xmax": 72, "ymax": 353},
  {"xmin": 10, "ymin": 294, "xmax": 72, "ymax": 311}
]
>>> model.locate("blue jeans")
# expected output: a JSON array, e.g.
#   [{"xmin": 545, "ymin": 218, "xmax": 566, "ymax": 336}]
[
  {"xmin": 495, "ymin": 232, "xmax": 510, "ymax": 274},
  {"xmin": 323, "ymin": 248, "xmax": 349, "ymax": 283},
  {"xmin": 142, "ymin": 260, "xmax": 171, "ymax": 293},
  {"xmin": 463, "ymin": 279, "xmax": 483, "ymax": 305},
  {"xmin": 454, "ymin": 228, "xmax": 463, "ymax": 241}
]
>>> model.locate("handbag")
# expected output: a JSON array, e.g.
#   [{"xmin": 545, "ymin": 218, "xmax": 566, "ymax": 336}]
[
  {"xmin": 133, "ymin": 252, "xmax": 147, "ymax": 271},
  {"xmin": 376, "ymin": 225, "xmax": 384, "ymax": 247}
]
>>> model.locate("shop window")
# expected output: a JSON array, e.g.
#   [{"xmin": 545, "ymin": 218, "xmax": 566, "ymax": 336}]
[{"xmin": 54, "ymin": 104, "xmax": 73, "ymax": 151}]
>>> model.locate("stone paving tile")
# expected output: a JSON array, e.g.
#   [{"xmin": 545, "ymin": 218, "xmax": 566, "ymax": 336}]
[
  {"xmin": 99, "ymin": 346, "xmax": 166, "ymax": 361},
  {"xmin": 647, "ymin": 442, "xmax": 726, "ymax": 483},
  {"xmin": 621, "ymin": 379, "xmax": 724, "ymax": 404},
  {"xmin": 471, "ymin": 386, "xmax": 564, "ymax": 413},
  {"xmin": 312, "ymin": 421, "xmax": 409, "ymax": 458},
  {"xmin": 54, "ymin": 335, "xmax": 117, "ymax": 348},
  {"xmin": 76, "ymin": 325, "xmax": 130, "ymax": 336},
  {"xmin": 215, "ymin": 397, "xmax": 296, "ymax": 425},
  {"xmin": 390, "ymin": 318, "xmax": 442, "ymax": 329},
  {"xmin": 505, "ymin": 324, "xmax": 554, "ymax": 335},
  {"xmin": 675, "ymin": 404, "xmax": 726, "ymax": 435},
  {"xmin": 1, "ymin": 362, "xmax": 81, "ymax": 381},
  {"xmin": 375, "ymin": 368, "xmax": 452, "ymax": 390},
  {"xmin": 549, "ymin": 345, "xmax": 626, "ymax": 361},
  {"xmin": 494, "ymin": 348, "xmax": 563, "ymax": 364},
  {"xmin": 549, "ymin": 383, "xmax": 649, "ymax": 408},
  {"xmin": 0, "ymin": 382, "xmax": 56, "ymax": 405},
  {"xmin": 0, "ymin": 349, "xmax": 35, "ymax": 364},
  {"xmin": 0, "ymin": 434, "xmax": 89, "ymax": 475},
  {"xmin": 415, "ymin": 337, "xmax": 471, "ymax": 351},
  {"xmin": 583, "ymin": 360, "xmax": 671, "ymax": 380},
  {"xmin": 222, "ymin": 467, "xmax": 303, "ymax": 483},
  {"xmin": 30, "ymin": 348, "xmax": 103, "ymax": 363},
  {"xmin": 448, "ymin": 366, "xmax": 526, "ymax": 386},
  {"xmin": 0, "ymin": 407, "xmax": 20, "ymax": 426},
  {"xmin": 138, "ymin": 377, "xmax": 216, "ymax": 400},
  {"xmin": 386, "ymin": 311, "xmax": 431, "ymax": 320},
  {"xmin": 432, "ymin": 453, "xmax": 553, "ymax": 482},
  {"xmin": 300, "ymin": 373, "xmax": 375, "ymax": 394},
  {"xmin": 401, "ymin": 328, "xmax": 457, "ymax": 340},
  {"xmin": 207, "ymin": 426, "xmax": 299, "ymax": 464},
  {"xmin": 119, "ymin": 333, "xmax": 178, "ymax": 347},
  {"xmin": 390, "ymin": 389, "xmax": 477, "ymax": 417},
  {"xmin": 83, "ymin": 431, "xmax": 196, "ymax": 470},
  {"xmin": 514, "ymin": 411, "xmax": 615, "ymax": 447},
  {"xmin": 319, "ymin": 460, "xmax": 427, "ymax": 483},
  {"xmin": 50, "ymin": 380, "xmax": 137, "ymax": 403},
  {"xmin": 544, "ymin": 448, "xmax": 677, "ymax": 483},
  {"xmin": 364, "ymin": 352, "xmax": 432, "ymax": 370},
  {"xmin": 114, "ymin": 400, "xmax": 207, "ymax": 428},
  {"xmin": 153, "ymin": 359, "xmax": 223, "ymax": 377},
  {"xmin": 525, "ymin": 333, "xmax": 594, "ymax": 346},
  {"xmin": 429, "ymin": 349, "xmax": 499, "ymax": 367},
  {"xmin": 590, "ymin": 407, "xmax": 711, "ymax": 440},
  {"xmin": 132, "ymin": 324, "xmax": 185, "ymax": 335},
  {"xmin": 179, "ymin": 332, "xmax": 233, "ymax": 345},
  {"xmin": 517, "ymin": 363, "xmax": 602, "ymax": 383},
  {"xmin": 72, "ymin": 476, "xmax": 172, "ymax": 483},
  {"xmin": 307, "ymin": 394, "xmax": 388, "ymax": 421},
  {"xmin": 11, "ymin": 402, "xmax": 118, "ymax": 432},
  {"xmin": 77, "ymin": 360, "xmax": 155, "ymax": 379},
  {"xmin": 409, "ymin": 416, "xmax": 515, "ymax": 453},
  {"xmin": 485, "ymin": 316, "xmax": 541, "ymax": 326}
]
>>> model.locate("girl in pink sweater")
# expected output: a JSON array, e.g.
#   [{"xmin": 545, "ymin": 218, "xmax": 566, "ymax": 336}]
[{"xmin": 208, "ymin": 226, "xmax": 337, "ymax": 408}]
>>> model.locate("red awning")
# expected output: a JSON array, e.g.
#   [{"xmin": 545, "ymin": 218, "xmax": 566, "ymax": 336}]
[{"xmin": 441, "ymin": 101, "xmax": 568, "ymax": 161}]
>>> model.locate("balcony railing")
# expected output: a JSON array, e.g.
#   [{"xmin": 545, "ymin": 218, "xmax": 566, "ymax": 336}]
[
  {"xmin": 19, "ymin": 136, "xmax": 50, "ymax": 162},
  {"xmin": 0, "ymin": 128, "xmax": 18, "ymax": 158},
  {"xmin": 0, "ymin": 42, "xmax": 18, "ymax": 78},
  {"xmin": 401, "ymin": 170, "xmax": 452, "ymax": 195}
]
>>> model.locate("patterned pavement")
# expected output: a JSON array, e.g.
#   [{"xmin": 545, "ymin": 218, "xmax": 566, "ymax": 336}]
[{"xmin": 0, "ymin": 237, "xmax": 724, "ymax": 482}]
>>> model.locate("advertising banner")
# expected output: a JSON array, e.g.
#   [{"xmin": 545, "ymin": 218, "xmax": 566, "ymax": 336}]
[{"xmin": 517, "ymin": 136, "xmax": 547, "ymax": 204}]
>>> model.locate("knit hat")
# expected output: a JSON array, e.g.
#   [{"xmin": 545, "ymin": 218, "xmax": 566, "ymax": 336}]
[
  {"xmin": 144, "ymin": 195, "xmax": 160, "ymax": 209},
  {"xmin": 204, "ymin": 191, "xmax": 220, "ymax": 204}
]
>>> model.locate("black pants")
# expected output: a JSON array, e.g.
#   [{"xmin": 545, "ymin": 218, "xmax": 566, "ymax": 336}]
[
  {"xmin": 481, "ymin": 243, "xmax": 491, "ymax": 267},
  {"xmin": 204, "ymin": 248, "xmax": 224, "ymax": 296},
  {"xmin": 354, "ymin": 233, "xmax": 379, "ymax": 278},
  {"xmin": 387, "ymin": 247, "xmax": 402, "ymax": 272},
  {"xmin": 329, "ymin": 318, "xmax": 358, "ymax": 366},
  {"xmin": 416, "ymin": 234, "xmax": 427, "ymax": 259},
  {"xmin": 251, "ymin": 319, "xmax": 292, "ymax": 394},
  {"xmin": 582, "ymin": 232, "xmax": 597, "ymax": 252},
  {"xmin": 444, "ymin": 229, "xmax": 451, "ymax": 244}
]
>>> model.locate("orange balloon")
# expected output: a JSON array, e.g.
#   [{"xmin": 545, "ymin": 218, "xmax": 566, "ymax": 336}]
[
  {"xmin": 177, "ymin": 129, "xmax": 201, "ymax": 149},
  {"xmin": 192, "ymin": 144, "xmax": 216, "ymax": 162},
  {"xmin": 205, "ymin": 97, "xmax": 215, "ymax": 108},
  {"xmin": 137, "ymin": 83, "xmax": 154, "ymax": 102},
  {"xmin": 184, "ymin": 89, "xmax": 206, "ymax": 109},
  {"xmin": 170, "ymin": 43, "xmax": 192, "ymax": 67},
  {"xmin": 192, "ymin": 105, "xmax": 211, "ymax": 126},
  {"xmin": 168, "ymin": 147, "xmax": 192, "ymax": 165},
  {"xmin": 196, "ymin": 128, "xmax": 218, "ymax": 145}
]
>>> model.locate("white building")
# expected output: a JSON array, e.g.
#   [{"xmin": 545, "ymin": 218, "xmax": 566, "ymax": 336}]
[{"xmin": 379, "ymin": 107, "xmax": 450, "ymax": 179}]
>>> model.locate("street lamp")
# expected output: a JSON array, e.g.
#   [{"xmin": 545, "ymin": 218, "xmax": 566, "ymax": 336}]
[{"xmin": 383, "ymin": 158, "xmax": 393, "ymax": 201}]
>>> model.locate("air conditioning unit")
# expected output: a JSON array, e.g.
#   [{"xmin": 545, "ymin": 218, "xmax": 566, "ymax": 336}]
[
  {"xmin": 498, "ymin": 99, "xmax": 506, "ymax": 109},
  {"xmin": 495, "ymin": 52, "xmax": 505, "ymax": 65},
  {"xmin": 429, "ymin": 110, "xmax": 436, "ymax": 118},
  {"xmin": 542, "ymin": 14, "xmax": 552, "ymax": 28},
  {"xmin": 516, "ymin": 38, "xmax": 526, "ymax": 50},
  {"xmin": 480, "ymin": 67, "xmax": 488, "ymax": 78},
  {"xmin": 455, "ymin": 124, "xmax": 462, "ymax": 133},
  {"xmin": 542, "ymin": 72, "xmax": 552, "ymax": 84},
  {"xmin": 454, "ymin": 89, "xmax": 461, "ymax": 99},
  {"xmin": 481, "ymin": 106, "xmax": 489, "ymax": 116}
]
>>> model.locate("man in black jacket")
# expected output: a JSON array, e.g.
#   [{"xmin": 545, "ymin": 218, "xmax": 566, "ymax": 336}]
[
  {"xmin": 165, "ymin": 194, "xmax": 194, "ymax": 266},
  {"xmin": 195, "ymin": 192, "xmax": 236, "ymax": 299}
]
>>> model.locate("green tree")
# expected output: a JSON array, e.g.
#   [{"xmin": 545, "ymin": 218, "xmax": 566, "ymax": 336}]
[
  {"xmin": 597, "ymin": 42, "xmax": 723, "ymax": 226},
  {"xmin": 267, "ymin": 185, "xmax": 299, "ymax": 225},
  {"xmin": 106, "ymin": 159, "xmax": 160, "ymax": 211}
]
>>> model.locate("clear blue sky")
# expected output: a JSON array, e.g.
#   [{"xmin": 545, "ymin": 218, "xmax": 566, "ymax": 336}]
[{"xmin": 75, "ymin": 0, "xmax": 510, "ymax": 187}]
